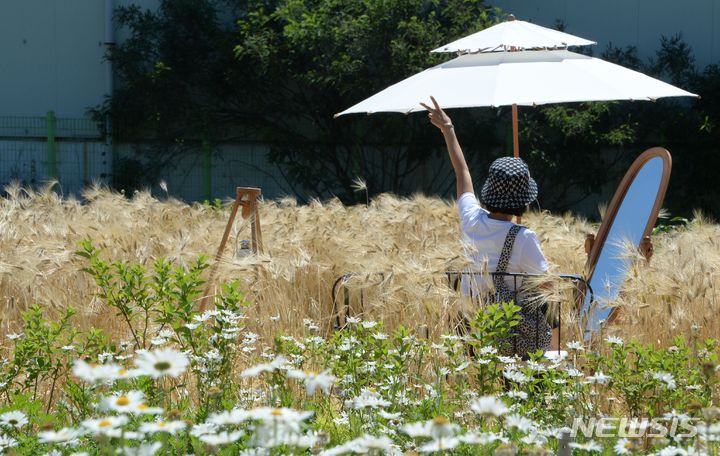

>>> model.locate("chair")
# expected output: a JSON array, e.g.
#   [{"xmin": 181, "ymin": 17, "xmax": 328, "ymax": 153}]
[{"xmin": 331, "ymin": 271, "xmax": 593, "ymax": 355}]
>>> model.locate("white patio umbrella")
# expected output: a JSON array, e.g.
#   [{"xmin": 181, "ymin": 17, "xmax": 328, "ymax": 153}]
[
  {"xmin": 335, "ymin": 17, "xmax": 699, "ymax": 157},
  {"xmin": 430, "ymin": 16, "xmax": 596, "ymax": 53}
]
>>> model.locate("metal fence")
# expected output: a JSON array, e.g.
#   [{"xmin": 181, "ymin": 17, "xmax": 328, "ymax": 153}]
[
  {"xmin": 0, "ymin": 113, "xmax": 111, "ymax": 195},
  {"xmin": 0, "ymin": 114, "xmax": 294, "ymax": 201},
  {"xmin": 112, "ymin": 142, "xmax": 294, "ymax": 202}
]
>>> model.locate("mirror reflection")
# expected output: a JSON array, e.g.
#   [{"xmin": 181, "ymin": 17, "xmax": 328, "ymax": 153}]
[{"xmin": 583, "ymin": 155, "xmax": 667, "ymax": 334}]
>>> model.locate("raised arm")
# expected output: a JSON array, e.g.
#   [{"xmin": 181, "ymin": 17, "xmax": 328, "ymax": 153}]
[{"xmin": 421, "ymin": 96, "xmax": 474, "ymax": 198}]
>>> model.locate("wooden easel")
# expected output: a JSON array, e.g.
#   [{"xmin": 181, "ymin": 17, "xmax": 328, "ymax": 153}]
[{"xmin": 199, "ymin": 187, "xmax": 263, "ymax": 311}]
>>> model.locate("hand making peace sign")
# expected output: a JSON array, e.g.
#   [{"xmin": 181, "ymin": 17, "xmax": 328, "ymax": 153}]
[{"xmin": 420, "ymin": 96, "xmax": 454, "ymax": 131}]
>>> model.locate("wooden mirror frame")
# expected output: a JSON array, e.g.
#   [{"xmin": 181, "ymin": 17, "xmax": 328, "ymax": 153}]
[{"xmin": 578, "ymin": 147, "xmax": 672, "ymax": 321}]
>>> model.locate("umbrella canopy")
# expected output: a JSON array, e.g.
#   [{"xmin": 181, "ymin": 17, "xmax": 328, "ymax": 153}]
[
  {"xmin": 335, "ymin": 49, "xmax": 698, "ymax": 117},
  {"xmin": 431, "ymin": 18, "xmax": 595, "ymax": 53}
]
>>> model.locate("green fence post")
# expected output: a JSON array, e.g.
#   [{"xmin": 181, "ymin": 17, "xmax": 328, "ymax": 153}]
[
  {"xmin": 46, "ymin": 110, "xmax": 58, "ymax": 179},
  {"xmin": 202, "ymin": 136, "xmax": 211, "ymax": 201}
]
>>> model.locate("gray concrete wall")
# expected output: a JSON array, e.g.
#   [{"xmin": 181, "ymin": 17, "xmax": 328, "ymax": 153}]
[
  {"xmin": 0, "ymin": 0, "xmax": 160, "ymax": 118},
  {"xmin": 0, "ymin": 1, "xmax": 107, "ymax": 117},
  {"xmin": 2, "ymin": 1, "xmax": 716, "ymax": 119}
]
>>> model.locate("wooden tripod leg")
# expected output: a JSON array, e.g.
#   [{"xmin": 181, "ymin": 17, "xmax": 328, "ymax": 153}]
[
  {"xmin": 199, "ymin": 195, "xmax": 242, "ymax": 312},
  {"xmin": 199, "ymin": 187, "xmax": 263, "ymax": 312},
  {"xmin": 253, "ymin": 208, "xmax": 263, "ymax": 254}
]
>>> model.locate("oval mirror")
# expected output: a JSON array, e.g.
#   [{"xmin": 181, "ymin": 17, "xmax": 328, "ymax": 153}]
[{"xmin": 580, "ymin": 147, "xmax": 672, "ymax": 336}]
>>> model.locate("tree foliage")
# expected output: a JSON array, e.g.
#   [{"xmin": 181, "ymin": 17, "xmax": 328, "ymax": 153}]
[{"xmin": 97, "ymin": 1, "xmax": 720, "ymax": 216}]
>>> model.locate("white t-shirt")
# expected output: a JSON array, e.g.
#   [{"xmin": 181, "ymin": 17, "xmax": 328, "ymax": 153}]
[{"xmin": 457, "ymin": 192, "xmax": 548, "ymax": 296}]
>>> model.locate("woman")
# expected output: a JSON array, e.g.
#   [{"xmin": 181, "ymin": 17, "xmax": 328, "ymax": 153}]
[{"xmin": 420, "ymin": 96, "xmax": 558, "ymax": 356}]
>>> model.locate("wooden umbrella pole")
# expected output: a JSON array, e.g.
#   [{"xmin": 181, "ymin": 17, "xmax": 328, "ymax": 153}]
[
  {"xmin": 199, "ymin": 187, "xmax": 262, "ymax": 311},
  {"xmin": 512, "ymin": 103, "xmax": 520, "ymax": 158},
  {"xmin": 511, "ymin": 103, "xmax": 523, "ymax": 223}
]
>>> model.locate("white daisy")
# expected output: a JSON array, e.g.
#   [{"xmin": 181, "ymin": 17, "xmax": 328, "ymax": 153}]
[
  {"xmin": 254, "ymin": 429, "xmax": 317, "ymax": 449},
  {"xmin": 417, "ymin": 437, "xmax": 460, "ymax": 452},
  {"xmin": 606, "ymin": 336, "xmax": 624, "ymax": 346},
  {"xmin": 208, "ymin": 408, "xmax": 251, "ymax": 426},
  {"xmin": 459, "ymin": 431, "xmax": 508, "ymax": 445},
  {"xmin": 73, "ymin": 360, "xmax": 136, "ymax": 384},
  {"xmin": 138, "ymin": 420, "xmax": 186, "ymax": 435},
  {"xmin": 119, "ymin": 442, "xmax": 163, "ymax": 456},
  {"xmin": 569, "ymin": 440, "xmax": 603, "ymax": 452},
  {"xmin": 150, "ymin": 337, "xmax": 168, "ymax": 346},
  {"xmin": 100, "ymin": 390, "xmax": 145, "ymax": 413},
  {"xmin": 503, "ymin": 369, "xmax": 530, "ymax": 384},
  {"xmin": 0, "ymin": 410, "xmax": 28, "ymax": 428},
  {"xmin": 134, "ymin": 348, "xmax": 189, "ymax": 378},
  {"xmin": 505, "ymin": 413, "xmax": 535, "ymax": 433},
  {"xmin": 614, "ymin": 438, "xmax": 634, "ymax": 454},
  {"xmin": 586, "ymin": 371, "xmax": 611, "ymax": 385},
  {"xmin": 345, "ymin": 389, "xmax": 391, "ymax": 410},
  {"xmin": 0, "ymin": 434, "xmax": 18, "ymax": 449},
  {"xmin": 505, "ymin": 390, "xmax": 528, "ymax": 400},
  {"xmin": 469, "ymin": 396, "xmax": 509, "ymax": 417},
  {"xmin": 543, "ymin": 351, "xmax": 568, "ymax": 362},
  {"xmin": 479, "ymin": 346, "xmax": 498, "ymax": 355},
  {"xmin": 287, "ymin": 369, "xmax": 336, "ymax": 396},
  {"xmin": 132, "ymin": 403, "xmax": 164, "ymax": 415},
  {"xmin": 190, "ymin": 422, "xmax": 218, "ymax": 437},
  {"xmin": 237, "ymin": 450, "xmax": 271, "ymax": 456},
  {"xmin": 402, "ymin": 417, "xmax": 459, "ymax": 439},
  {"xmin": 566, "ymin": 368, "xmax": 585, "ymax": 378},
  {"xmin": 199, "ymin": 430, "xmax": 244, "ymax": 446},
  {"xmin": 81, "ymin": 416, "xmax": 128, "ymax": 435},
  {"xmin": 454, "ymin": 361, "xmax": 470, "ymax": 372},
  {"xmin": 378, "ymin": 410, "xmax": 402, "ymax": 420},
  {"xmin": 98, "ymin": 352, "xmax": 115, "ymax": 363},
  {"xmin": 247, "ymin": 407, "xmax": 313, "ymax": 433},
  {"xmin": 653, "ymin": 371, "xmax": 677, "ymax": 390},
  {"xmin": 38, "ymin": 427, "xmax": 83, "ymax": 444},
  {"xmin": 320, "ymin": 434, "xmax": 394, "ymax": 455}
]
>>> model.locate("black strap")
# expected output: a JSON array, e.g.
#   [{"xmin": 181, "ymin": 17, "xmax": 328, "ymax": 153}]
[
  {"xmin": 496, "ymin": 225, "xmax": 522, "ymax": 273},
  {"xmin": 492, "ymin": 224, "xmax": 523, "ymax": 305}
]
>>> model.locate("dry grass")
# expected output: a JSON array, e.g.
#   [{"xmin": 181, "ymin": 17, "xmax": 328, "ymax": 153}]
[{"xmin": 0, "ymin": 184, "xmax": 717, "ymax": 348}]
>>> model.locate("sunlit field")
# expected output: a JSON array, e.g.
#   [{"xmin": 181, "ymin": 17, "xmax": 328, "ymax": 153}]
[
  {"xmin": 0, "ymin": 184, "xmax": 719, "ymax": 454},
  {"xmin": 1, "ymin": 184, "xmax": 718, "ymax": 345}
]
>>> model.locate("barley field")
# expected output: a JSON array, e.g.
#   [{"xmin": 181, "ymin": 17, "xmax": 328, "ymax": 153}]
[{"xmin": 0, "ymin": 183, "xmax": 717, "ymax": 347}]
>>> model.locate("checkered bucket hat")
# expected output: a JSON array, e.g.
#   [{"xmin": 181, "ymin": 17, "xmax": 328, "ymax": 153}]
[{"xmin": 480, "ymin": 157, "xmax": 538, "ymax": 210}]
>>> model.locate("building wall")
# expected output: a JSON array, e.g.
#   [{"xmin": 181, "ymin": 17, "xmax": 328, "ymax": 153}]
[
  {"xmin": 491, "ymin": 0, "xmax": 720, "ymax": 69},
  {"xmin": 0, "ymin": 0, "xmax": 159, "ymax": 118},
  {"xmin": 0, "ymin": 1, "xmax": 715, "ymax": 207},
  {"xmin": 0, "ymin": 1, "xmax": 107, "ymax": 117},
  {"xmin": 4, "ymin": 1, "xmax": 714, "ymax": 119}
]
